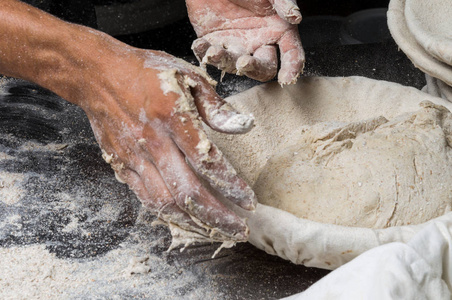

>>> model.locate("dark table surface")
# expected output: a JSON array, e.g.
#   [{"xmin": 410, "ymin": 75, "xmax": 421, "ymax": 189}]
[{"xmin": 0, "ymin": 40, "xmax": 425, "ymax": 299}]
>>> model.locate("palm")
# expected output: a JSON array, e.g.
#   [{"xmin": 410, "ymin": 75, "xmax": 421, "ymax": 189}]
[{"xmin": 186, "ymin": 0, "xmax": 305, "ymax": 84}]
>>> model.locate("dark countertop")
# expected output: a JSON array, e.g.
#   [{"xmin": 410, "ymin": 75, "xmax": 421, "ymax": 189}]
[{"xmin": 0, "ymin": 39, "xmax": 425, "ymax": 299}]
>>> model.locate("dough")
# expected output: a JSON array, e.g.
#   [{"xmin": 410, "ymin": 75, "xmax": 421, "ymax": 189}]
[
  {"xmin": 254, "ymin": 102, "xmax": 452, "ymax": 228},
  {"xmin": 205, "ymin": 77, "xmax": 452, "ymax": 269}
]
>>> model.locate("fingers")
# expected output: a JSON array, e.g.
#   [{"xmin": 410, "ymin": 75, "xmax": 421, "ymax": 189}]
[
  {"xmin": 192, "ymin": 38, "xmax": 211, "ymax": 64},
  {"xmin": 103, "ymin": 133, "xmax": 248, "ymax": 240},
  {"xmin": 202, "ymin": 45, "xmax": 238, "ymax": 74},
  {"xmin": 169, "ymin": 109, "xmax": 257, "ymax": 211},
  {"xmin": 236, "ymin": 45, "xmax": 278, "ymax": 82},
  {"xmin": 174, "ymin": 129, "xmax": 257, "ymax": 211},
  {"xmin": 278, "ymin": 28, "xmax": 305, "ymax": 85},
  {"xmin": 99, "ymin": 126, "xmax": 230, "ymax": 238},
  {"xmin": 188, "ymin": 74, "xmax": 254, "ymax": 134},
  {"xmin": 269, "ymin": 0, "xmax": 302, "ymax": 24},
  {"xmin": 115, "ymin": 167, "xmax": 203, "ymax": 231},
  {"xmin": 192, "ymin": 37, "xmax": 279, "ymax": 83},
  {"xmin": 192, "ymin": 28, "xmax": 304, "ymax": 84},
  {"xmin": 148, "ymin": 140, "xmax": 249, "ymax": 240}
]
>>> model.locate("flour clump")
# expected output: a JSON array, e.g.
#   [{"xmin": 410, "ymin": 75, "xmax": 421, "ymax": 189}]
[{"xmin": 254, "ymin": 101, "xmax": 452, "ymax": 228}]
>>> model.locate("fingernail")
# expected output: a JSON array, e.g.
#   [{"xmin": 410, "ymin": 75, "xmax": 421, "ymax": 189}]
[
  {"xmin": 287, "ymin": 8, "xmax": 302, "ymax": 24},
  {"xmin": 205, "ymin": 46, "xmax": 223, "ymax": 62},
  {"xmin": 226, "ymin": 218, "xmax": 249, "ymax": 241},
  {"xmin": 233, "ymin": 225, "xmax": 249, "ymax": 241},
  {"xmin": 240, "ymin": 192, "xmax": 257, "ymax": 211},
  {"xmin": 236, "ymin": 55, "xmax": 254, "ymax": 74},
  {"xmin": 278, "ymin": 60, "xmax": 304, "ymax": 86},
  {"xmin": 219, "ymin": 113, "xmax": 254, "ymax": 133},
  {"xmin": 228, "ymin": 183, "xmax": 257, "ymax": 212},
  {"xmin": 192, "ymin": 39, "xmax": 211, "ymax": 62},
  {"xmin": 248, "ymin": 190, "xmax": 258, "ymax": 210},
  {"xmin": 211, "ymin": 111, "xmax": 255, "ymax": 134},
  {"xmin": 278, "ymin": 72, "xmax": 301, "ymax": 86},
  {"xmin": 204, "ymin": 46, "xmax": 235, "ymax": 73}
]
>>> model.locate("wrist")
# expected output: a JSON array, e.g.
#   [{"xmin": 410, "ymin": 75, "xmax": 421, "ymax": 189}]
[{"xmin": 32, "ymin": 24, "xmax": 135, "ymax": 108}]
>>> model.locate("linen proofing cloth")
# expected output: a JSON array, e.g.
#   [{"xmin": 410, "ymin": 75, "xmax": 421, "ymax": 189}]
[
  {"xmin": 283, "ymin": 218, "xmax": 452, "ymax": 299},
  {"xmin": 208, "ymin": 77, "xmax": 452, "ymax": 270}
]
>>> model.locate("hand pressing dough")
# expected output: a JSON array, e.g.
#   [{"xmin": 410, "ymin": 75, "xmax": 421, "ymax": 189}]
[
  {"xmin": 254, "ymin": 101, "xmax": 452, "ymax": 229},
  {"xmin": 204, "ymin": 77, "xmax": 452, "ymax": 269}
]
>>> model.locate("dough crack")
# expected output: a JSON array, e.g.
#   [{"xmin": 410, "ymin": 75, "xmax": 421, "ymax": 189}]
[{"xmin": 254, "ymin": 102, "xmax": 452, "ymax": 229}]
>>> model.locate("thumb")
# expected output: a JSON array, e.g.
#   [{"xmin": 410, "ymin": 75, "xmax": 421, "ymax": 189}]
[
  {"xmin": 189, "ymin": 75, "xmax": 254, "ymax": 134},
  {"xmin": 269, "ymin": 0, "xmax": 302, "ymax": 24}
]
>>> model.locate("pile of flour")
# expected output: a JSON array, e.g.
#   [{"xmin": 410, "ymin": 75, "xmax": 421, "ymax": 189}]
[{"xmin": 0, "ymin": 212, "xmax": 218, "ymax": 299}]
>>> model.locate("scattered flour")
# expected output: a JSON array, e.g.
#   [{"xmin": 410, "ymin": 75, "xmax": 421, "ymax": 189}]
[
  {"xmin": 0, "ymin": 152, "xmax": 14, "ymax": 160},
  {"xmin": 0, "ymin": 172, "xmax": 25, "ymax": 205},
  {"xmin": 0, "ymin": 243, "xmax": 217, "ymax": 299},
  {"xmin": 18, "ymin": 142, "xmax": 68, "ymax": 152},
  {"xmin": 167, "ymin": 222, "xmax": 236, "ymax": 258}
]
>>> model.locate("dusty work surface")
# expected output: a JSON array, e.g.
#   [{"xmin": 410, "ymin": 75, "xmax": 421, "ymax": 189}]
[{"xmin": 0, "ymin": 41, "xmax": 423, "ymax": 299}]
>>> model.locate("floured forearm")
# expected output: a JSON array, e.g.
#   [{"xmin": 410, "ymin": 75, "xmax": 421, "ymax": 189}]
[{"xmin": 0, "ymin": 0, "xmax": 256, "ymax": 241}]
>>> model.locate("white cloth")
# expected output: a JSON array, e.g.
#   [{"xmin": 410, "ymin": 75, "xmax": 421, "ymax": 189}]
[
  {"xmin": 210, "ymin": 77, "xmax": 452, "ymax": 270},
  {"xmin": 387, "ymin": 0, "xmax": 452, "ymax": 86},
  {"xmin": 405, "ymin": 0, "xmax": 452, "ymax": 65},
  {"xmin": 423, "ymin": 74, "xmax": 452, "ymax": 103},
  {"xmin": 283, "ymin": 219, "xmax": 452, "ymax": 299}
]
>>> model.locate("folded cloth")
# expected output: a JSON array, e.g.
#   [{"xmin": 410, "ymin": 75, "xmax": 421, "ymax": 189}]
[
  {"xmin": 423, "ymin": 74, "xmax": 452, "ymax": 102},
  {"xmin": 283, "ymin": 219, "xmax": 452, "ymax": 299}
]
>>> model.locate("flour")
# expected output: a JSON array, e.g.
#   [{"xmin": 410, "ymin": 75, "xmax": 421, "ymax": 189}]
[
  {"xmin": 254, "ymin": 102, "xmax": 452, "ymax": 228},
  {"xmin": 124, "ymin": 255, "xmax": 152, "ymax": 275},
  {"xmin": 0, "ymin": 152, "xmax": 14, "ymax": 160},
  {"xmin": 61, "ymin": 215, "xmax": 85, "ymax": 234},
  {"xmin": 0, "ymin": 172, "xmax": 25, "ymax": 205},
  {"xmin": 167, "ymin": 221, "xmax": 236, "ymax": 258},
  {"xmin": 0, "ymin": 242, "xmax": 218, "ymax": 299},
  {"xmin": 18, "ymin": 142, "xmax": 68, "ymax": 152},
  {"xmin": 0, "ymin": 77, "xmax": 11, "ymax": 95}
]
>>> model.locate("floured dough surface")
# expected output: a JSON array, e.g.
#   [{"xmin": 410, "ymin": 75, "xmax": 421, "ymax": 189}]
[{"xmin": 254, "ymin": 102, "xmax": 452, "ymax": 228}]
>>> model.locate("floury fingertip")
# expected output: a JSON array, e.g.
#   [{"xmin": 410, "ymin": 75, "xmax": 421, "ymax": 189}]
[
  {"xmin": 212, "ymin": 112, "xmax": 255, "ymax": 134},
  {"xmin": 278, "ymin": 71, "xmax": 301, "ymax": 86},
  {"xmin": 286, "ymin": 7, "xmax": 302, "ymax": 24}
]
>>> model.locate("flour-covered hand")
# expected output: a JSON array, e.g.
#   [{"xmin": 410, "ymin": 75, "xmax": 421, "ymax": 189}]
[
  {"xmin": 186, "ymin": 0, "xmax": 305, "ymax": 84},
  {"xmin": 0, "ymin": 0, "xmax": 256, "ymax": 242},
  {"xmin": 87, "ymin": 48, "xmax": 257, "ymax": 242}
]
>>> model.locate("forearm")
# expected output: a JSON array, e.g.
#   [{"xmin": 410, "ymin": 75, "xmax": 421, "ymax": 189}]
[
  {"xmin": 0, "ymin": 0, "xmax": 133, "ymax": 106},
  {"xmin": 0, "ymin": 1, "xmax": 256, "ymax": 240}
]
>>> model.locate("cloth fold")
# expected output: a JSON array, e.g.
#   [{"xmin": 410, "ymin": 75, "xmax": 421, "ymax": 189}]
[{"xmin": 283, "ymin": 219, "xmax": 452, "ymax": 299}]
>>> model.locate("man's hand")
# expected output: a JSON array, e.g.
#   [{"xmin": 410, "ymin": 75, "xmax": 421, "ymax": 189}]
[
  {"xmin": 86, "ymin": 48, "xmax": 257, "ymax": 241},
  {"xmin": 0, "ymin": 0, "xmax": 256, "ymax": 241},
  {"xmin": 186, "ymin": 0, "xmax": 305, "ymax": 84}
]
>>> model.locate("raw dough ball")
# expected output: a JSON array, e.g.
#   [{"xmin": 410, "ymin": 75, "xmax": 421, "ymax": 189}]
[{"xmin": 254, "ymin": 102, "xmax": 452, "ymax": 228}]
